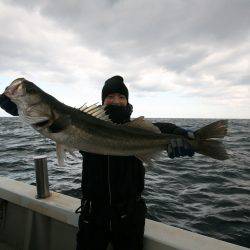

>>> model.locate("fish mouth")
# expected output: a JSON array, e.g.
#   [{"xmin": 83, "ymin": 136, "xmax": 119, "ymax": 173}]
[{"xmin": 4, "ymin": 78, "xmax": 25, "ymax": 98}]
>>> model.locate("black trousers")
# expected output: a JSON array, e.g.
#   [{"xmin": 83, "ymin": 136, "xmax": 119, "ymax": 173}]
[{"xmin": 76, "ymin": 199, "xmax": 146, "ymax": 250}]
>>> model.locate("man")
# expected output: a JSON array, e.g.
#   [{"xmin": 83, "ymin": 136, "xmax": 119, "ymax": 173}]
[
  {"xmin": 75, "ymin": 76, "xmax": 194, "ymax": 250},
  {"xmin": 0, "ymin": 76, "xmax": 195, "ymax": 250}
]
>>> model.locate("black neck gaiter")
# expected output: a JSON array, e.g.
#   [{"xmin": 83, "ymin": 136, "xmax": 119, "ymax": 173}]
[{"xmin": 104, "ymin": 104, "xmax": 133, "ymax": 124}]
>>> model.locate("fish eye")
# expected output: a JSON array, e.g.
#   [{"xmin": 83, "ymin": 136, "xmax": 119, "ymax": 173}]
[{"xmin": 25, "ymin": 82, "xmax": 37, "ymax": 94}]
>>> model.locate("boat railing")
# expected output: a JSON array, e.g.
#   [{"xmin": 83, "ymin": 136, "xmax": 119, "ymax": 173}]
[{"xmin": 0, "ymin": 158, "xmax": 248, "ymax": 250}]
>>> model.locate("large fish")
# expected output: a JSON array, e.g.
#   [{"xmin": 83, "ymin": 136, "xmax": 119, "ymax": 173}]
[{"xmin": 3, "ymin": 78, "xmax": 229, "ymax": 166}]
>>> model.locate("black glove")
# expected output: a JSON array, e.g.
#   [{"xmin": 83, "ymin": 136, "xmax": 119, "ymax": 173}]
[
  {"xmin": 0, "ymin": 94, "xmax": 18, "ymax": 116},
  {"xmin": 167, "ymin": 138, "xmax": 194, "ymax": 158}
]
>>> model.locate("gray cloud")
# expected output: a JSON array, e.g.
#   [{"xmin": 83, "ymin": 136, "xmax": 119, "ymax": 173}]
[
  {"xmin": 9, "ymin": 0, "xmax": 250, "ymax": 54},
  {"xmin": 36, "ymin": 0, "xmax": 250, "ymax": 95},
  {"xmin": 1, "ymin": 0, "xmax": 250, "ymax": 118},
  {"xmin": 238, "ymin": 74, "xmax": 250, "ymax": 85}
]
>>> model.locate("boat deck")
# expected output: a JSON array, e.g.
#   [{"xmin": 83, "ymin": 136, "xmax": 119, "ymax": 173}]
[{"xmin": 0, "ymin": 176, "xmax": 249, "ymax": 250}]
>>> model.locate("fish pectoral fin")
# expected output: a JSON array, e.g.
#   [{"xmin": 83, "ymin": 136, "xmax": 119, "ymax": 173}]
[
  {"xmin": 56, "ymin": 143, "xmax": 66, "ymax": 167},
  {"xmin": 48, "ymin": 115, "xmax": 71, "ymax": 133},
  {"xmin": 125, "ymin": 116, "xmax": 161, "ymax": 134},
  {"xmin": 22, "ymin": 115, "xmax": 49, "ymax": 125}
]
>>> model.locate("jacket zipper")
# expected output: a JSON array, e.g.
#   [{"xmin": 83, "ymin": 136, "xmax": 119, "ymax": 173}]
[{"xmin": 107, "ymin": 156, "xmax": 112, "ymax": 231}]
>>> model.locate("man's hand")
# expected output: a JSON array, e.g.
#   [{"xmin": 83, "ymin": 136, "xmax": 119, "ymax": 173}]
[
  {"xmin": 167, "ymin": 138, "xmax": 194, "ymax": 158},
  {"xmin": 0, "ymin": 94, "xmax": 18, "ymax": 116}
]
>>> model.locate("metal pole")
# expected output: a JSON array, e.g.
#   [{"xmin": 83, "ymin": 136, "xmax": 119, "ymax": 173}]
[{"xmin": 34, "ymin": 156, "xmax": 50, "ymax": 199}]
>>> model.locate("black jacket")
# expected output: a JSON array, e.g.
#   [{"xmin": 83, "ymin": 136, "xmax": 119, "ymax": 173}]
[{"xmin": 79, "ymin": 122, "xmax": 187, "ymax": 208}]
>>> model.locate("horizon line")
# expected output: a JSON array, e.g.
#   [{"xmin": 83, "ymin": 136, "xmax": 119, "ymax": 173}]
[{"xmin": 1, "ymin": 116, "xmax": 249, "ymax": 120}]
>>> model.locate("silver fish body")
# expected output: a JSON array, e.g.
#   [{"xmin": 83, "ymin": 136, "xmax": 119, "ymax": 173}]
[{"xmin": 3, "ymin": 78, "xmax": 229, "ymax": 165}]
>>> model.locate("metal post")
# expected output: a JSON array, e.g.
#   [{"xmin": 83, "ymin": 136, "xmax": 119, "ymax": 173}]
[{"xmin": 34, "ymin": 156, "xmax": 50, "ymax": 199}]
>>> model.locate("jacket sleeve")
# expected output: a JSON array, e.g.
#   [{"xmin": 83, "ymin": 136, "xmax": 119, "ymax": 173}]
[
  {"xmin": 153, "ymin": 122, "xmax": 187, "ymax": 137},
  {"xmin": 0, "ymin": 94, "xmax": 19, "ymax": 116}
]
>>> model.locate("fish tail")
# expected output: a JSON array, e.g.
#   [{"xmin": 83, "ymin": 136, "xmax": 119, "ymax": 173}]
[
  {"xmin": 194, "ymin": 120, "xmax": 228, "ymax": 139},
  {"xmin": 192, "ymin": 120, "xmax": 229, "ymax": 160},
  {"xmin": 192, "ymin": 139, "xmax": 229, "ymax": 160}
]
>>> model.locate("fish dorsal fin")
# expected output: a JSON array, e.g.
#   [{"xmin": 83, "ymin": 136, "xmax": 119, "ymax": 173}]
[
  {"xmin": 125, "ymin": 116, "xmax": 161, "ymax": 134},
  {"xmin": 78, "ymin": 103, "xmax": 112, "ymax": 122}
]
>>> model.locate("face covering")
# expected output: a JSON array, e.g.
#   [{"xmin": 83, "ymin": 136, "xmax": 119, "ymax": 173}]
[{"xmin": 104, "ymin": 103, "xmax": 133, "ymax": 124}]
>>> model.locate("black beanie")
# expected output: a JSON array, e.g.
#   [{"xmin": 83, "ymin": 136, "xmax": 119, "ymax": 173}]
[{"xmin": 102, "ymin": 75, "xmax": 129, "ymax": 104}]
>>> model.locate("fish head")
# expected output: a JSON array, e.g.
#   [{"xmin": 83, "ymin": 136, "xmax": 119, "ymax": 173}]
[
  {"xmin": 4, "ymin": 78, "xmax": 43, "ymax": 105},
  {"xmin": 4, "ymin": 78, "xmax": 26, "ymax": 100},
  {"xmin": 4, "ymin": 78, "xmax": 53, "ymax": 125}
]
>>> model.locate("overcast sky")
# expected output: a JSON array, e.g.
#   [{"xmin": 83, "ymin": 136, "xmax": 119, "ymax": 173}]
[{"xmin": 0, "ymin": 0, "xmax": 249, "ymax": 118}]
